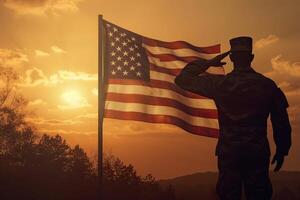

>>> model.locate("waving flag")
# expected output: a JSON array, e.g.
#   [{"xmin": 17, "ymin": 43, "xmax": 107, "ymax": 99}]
[{"xmin": 103, "ymin": 20, "xmax": 222, "ymax": 137}]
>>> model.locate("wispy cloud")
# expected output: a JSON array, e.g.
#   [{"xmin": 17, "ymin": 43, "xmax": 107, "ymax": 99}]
[
  {"xmin": 0, "ymin": 48, "xmax": 28, "ymax": 68},
  {"xmin": 75, "ymin": 113, "xmax": 97, "ymax": 121},
  {"xmin": 4, "ymin": 0, "xmax": 84, "ymax": 16},
  {"xmin": 57, "ymin": 70, "xmax": 97, "ymax": 81},
  {"xmin": 35, "ymin": 49, "xmax": 50, "ymax": 57},
  {"xmin": 21, "ymin": 67, "xmax": 50, "ymax": 87},
  {"xmin": 254, "ymin": 34, "xmax": 279, "ymax": 49},
  {"xmin": 265, "ymin": 55, "xmax": 300, "ymax": 91},
  {"xmin": 28, "ymin": 98, "xmax": 47, "ymax": 106},
  {"xmin": 27, "ymin": 117, "xmax": 76, "ymax": 125},
  {"xmin": 20, "ymin": 67, "xmax": 63, "ymax": 87},
  {"xmin": 20, "ymin": 68, "xmax": 97, "ymax": 87},
  {"xmin": 51, "ymin": 46, "xmax": 66, "ymax": 54},
  {"xmin": 264, "ymin": 55, "xmax": 300, "ymax": 128}
]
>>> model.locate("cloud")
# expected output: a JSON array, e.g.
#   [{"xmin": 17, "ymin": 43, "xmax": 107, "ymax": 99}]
[
  {"xmin": 264, "ymin": 55, "xmax": 300, "ymax": 91},
  {"xmin": 0, "ymin": 48, "xmax": 28, "ymax": 68},
  {"xmin": 57, "ymin": 102, "xmax": 91, "ymax": 110},
  {"xmin": 57, "ymin": 70, "xmax": 97, "ymax": 81},
  {"xmin": 28, "ymin": 98, "xmax": 47, "ymax": 106},
  {"xmin": 35, "ymin": 49, "xmax": 50, "ymax": 57},
  {"xmin": 4, "ymin": 0, "xmax": 83, "ymax": 16},
  {"xmin": 21, "ymin": 67, "xmax": 49, "ymax": 87},
  {"xmin": 20, "ymin": 67, "xmax": 62, "ymax": 87},
  {"xmin": 254, "ymin": 34, "xmax": 279, "ymax": 49},
  {"xmin": 51, "ymin": 45, "xmax": 66, "ymax": 54},
  {"xmin": 20, "ymin": 68, "xmax": 97, "ymax": 87},
  {"xmin": 264, "ymin": 55, "xmax": 300, "ymax": 133},
  {"xmin": 26, "ymin": 117, "xmax": 77, "ymax": 126},
  {"xmin": 75, "ymin": 113, "xmax": 97, "ymax": 120}
]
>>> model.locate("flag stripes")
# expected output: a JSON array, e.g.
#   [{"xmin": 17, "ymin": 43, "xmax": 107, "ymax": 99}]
[{"xmin": 103, "ymin": 20, "xmax": 221, "ymax": 137}]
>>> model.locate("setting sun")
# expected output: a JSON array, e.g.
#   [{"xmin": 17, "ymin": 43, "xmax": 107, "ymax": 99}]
[{"xmin": 60, "ymin": 90, "xmax": 90, "ymax": 109}]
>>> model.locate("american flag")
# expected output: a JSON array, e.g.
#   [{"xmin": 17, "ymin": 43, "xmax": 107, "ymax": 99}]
[{"xmin": 103, "ymin": 20, "xmax": 223, "ymax": 138}]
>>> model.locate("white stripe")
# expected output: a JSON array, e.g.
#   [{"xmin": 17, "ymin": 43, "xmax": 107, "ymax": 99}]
[
  {"xmin": 105, "ymin": 101, "xmax": 219, "ymax": 128},
  {"xmin": 147, "ymin": 55, "xmax": 187, "ymax": 69},
  {"xmin": 150, "ymin": 70, "xmax": 175, "ymax": 83},
  {"xmin": 143, "ymin": 43, "xmax": 215, "ymax": 59},
  {"xmin": 107, "ymin": 84, "xmax": 216, "ymax": 109},
  {"xmin": 147, "ymin": 55, "xmax": 225, "ymax": 75}
]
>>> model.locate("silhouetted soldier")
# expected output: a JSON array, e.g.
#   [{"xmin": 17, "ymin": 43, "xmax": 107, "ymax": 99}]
[{"xmin": 175, "ymin": 36, "xmax": 292, "ymax": 200}]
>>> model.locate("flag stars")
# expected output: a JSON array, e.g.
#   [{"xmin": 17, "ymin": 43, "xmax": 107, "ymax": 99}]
[
  {"xmin": 123, "ymin": 61, "xmax": 129, "ymax": 66},
  {"xmin": 123, "ymin": 71, "xmax": 128, "ymax": 76},
  {"xmin": 106, "ymin": 24, "xmax": 147, "ymax": 79}
]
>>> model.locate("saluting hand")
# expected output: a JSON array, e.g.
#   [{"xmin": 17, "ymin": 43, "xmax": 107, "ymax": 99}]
[
  {"xmin": 271, "ymin": 154, "xmax": 285, "ymax": 172},
  {"xmin": 207, "ymin": 51, "xmax": 230, "ymax": 67}
]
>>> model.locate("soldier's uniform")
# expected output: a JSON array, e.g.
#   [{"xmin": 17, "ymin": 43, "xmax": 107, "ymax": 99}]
[{"xmin": 175, "ymin": 37, "xmax": 292, "ymax": 200}]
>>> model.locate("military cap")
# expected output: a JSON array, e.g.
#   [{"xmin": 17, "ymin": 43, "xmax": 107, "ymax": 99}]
[{"xmin": 230, "ymin": 36, "xmax": 253, "ymax": 52}]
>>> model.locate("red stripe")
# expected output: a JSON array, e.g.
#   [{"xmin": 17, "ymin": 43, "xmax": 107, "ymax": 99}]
[
  {"xmin": 143, "ymin": 37, "xmax": 220, "ymax": 54},
  {"xmin": 145, "ymin": 49, "xmax": 201, "ymax": 62},
  {"xmin": 106, "ymin": 93, "xmax": 218, "ymax": 118},
  {"xmin": 149, "ymin": 63, "xmax": 180, "ymax": 76},
  {"xmin": 104, "ymin": 110, "xmax": 219, "ymax": 138},
  {"xmin": 108, "ymin": 79, "xmax": 207, "ymax": 99}
]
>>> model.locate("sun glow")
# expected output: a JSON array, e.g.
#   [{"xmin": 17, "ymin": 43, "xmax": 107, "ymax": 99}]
[{"xmin": 60, "ymin": 90, "xmax": 89, "ymax": 109}]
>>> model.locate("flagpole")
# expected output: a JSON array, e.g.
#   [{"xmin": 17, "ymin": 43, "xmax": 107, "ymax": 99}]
[{"xmin": 98, "ymin": 14, "xmax": 105, "ymax": 198}]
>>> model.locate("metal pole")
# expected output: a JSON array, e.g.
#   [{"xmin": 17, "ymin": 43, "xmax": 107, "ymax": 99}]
[{"xmin": 98, "ymin": 14, "xmax": 105, "ymax": 199}]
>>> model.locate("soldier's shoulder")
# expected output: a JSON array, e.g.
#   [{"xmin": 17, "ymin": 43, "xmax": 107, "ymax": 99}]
[{"xmin": 253, "ymin": 72, "xmax": 277, "ymax": 87}]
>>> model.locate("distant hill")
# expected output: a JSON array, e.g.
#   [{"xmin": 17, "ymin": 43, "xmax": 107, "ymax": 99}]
[{"xmin": 159, "ymin": 171, "xmax": 300, "ymax": 200}]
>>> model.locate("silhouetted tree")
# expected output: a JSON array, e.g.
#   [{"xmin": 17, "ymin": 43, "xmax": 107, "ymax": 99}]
[
  {"xmin": 103, "ymin": 154, "xmax": 177, "ymax": 200},
  {"xmin": 0, "ymin": 101, "xmax": 97, "ymax": 199}
]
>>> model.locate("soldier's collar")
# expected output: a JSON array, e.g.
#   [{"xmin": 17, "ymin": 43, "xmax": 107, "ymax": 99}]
[{"xmin": 232, "ymin": 67, "xmax": 256, "ymax": 73}]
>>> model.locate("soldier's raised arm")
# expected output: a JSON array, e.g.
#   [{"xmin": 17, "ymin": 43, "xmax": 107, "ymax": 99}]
[
  {"xmin": 175, "ymin": 51, "xmax": 229, "ymax": 99},
  {"xmin": 270, "ymin": 87, "xmax": 292, "ymax": 172}
]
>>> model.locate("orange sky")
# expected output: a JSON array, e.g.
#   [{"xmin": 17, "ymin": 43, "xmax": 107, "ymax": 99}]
[{"xmin": 0, "ymin": 0, "xmax": 300, "ymax": 179}]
